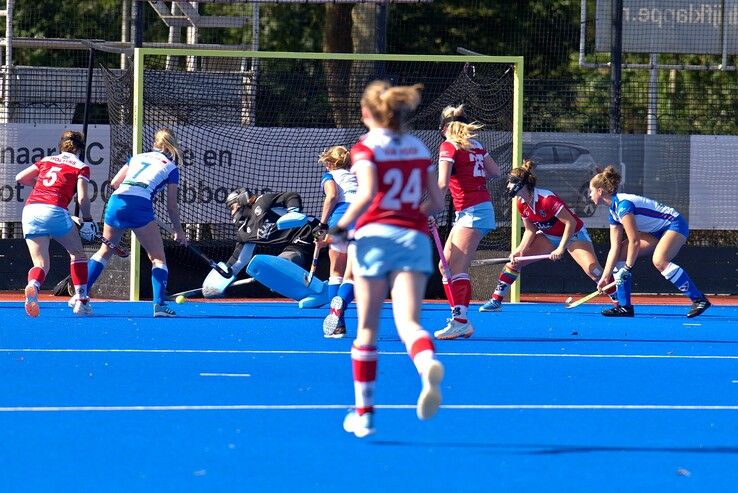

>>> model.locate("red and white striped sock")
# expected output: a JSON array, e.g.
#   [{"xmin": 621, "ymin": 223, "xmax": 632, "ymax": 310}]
[
  {"xmin": 404, "ymin": 330, "xmax": 436, "ymax": 374},
  {"xmin": 351, "ymin": 343, "xmax": 378, "ymax": 415}
]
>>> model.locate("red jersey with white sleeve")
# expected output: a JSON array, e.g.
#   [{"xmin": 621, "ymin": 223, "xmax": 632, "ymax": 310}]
[
  {"xmin": 439, "ymin": 138, "xmax": 490, "ymax": 211},
  {"xmin": 517, "ymin": 187, "xmax": 583, "ymax": 237},
  {"xmin": 26, "ymin": 152, "xmax": 90, "ymax": 208},
  {"xmin": 351, "ymin": 129, "xmax": 433, "ymax": 234}
]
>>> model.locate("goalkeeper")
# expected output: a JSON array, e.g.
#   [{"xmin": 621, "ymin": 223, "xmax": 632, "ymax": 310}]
[{"xmin": 201, "ymin": 188, "xmax": 323, "ymax": 298}]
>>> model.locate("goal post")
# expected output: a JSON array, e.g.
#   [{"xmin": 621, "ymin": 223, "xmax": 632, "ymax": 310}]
[{"xmin": 120, "ymin": 48, "xmax": 524, "ymax": 301}]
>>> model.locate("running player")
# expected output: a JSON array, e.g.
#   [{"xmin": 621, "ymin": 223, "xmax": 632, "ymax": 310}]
[
  {"xmin": 15, "ymin": 130, "xmax": 95, "ymax": 317},
  {"xmin": 326, "ymin": 81, "xmax": 446, "ymax": 438},
  {"xmin": 83, "ymin": 128, "xmax": 187, "ymax": 317},
  {"xmin": 479, "ymin": 160, "xmax": 617, "ymax": 311},
  {"xmin": 432, "ymin": 104, "xmax": 501, "ymax": 340},
  {"xmin": 316, "ymin": 146, "xmax": 358, "ymax": 339},
  {"xmin": 589, "ymin": 165, "xmax": 711, "ymax": 318}
]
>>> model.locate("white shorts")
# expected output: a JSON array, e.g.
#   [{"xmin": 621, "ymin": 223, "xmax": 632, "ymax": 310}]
[
  {"xmin": 22, "ymin": 203, "xmax": 74, "ymax": 239},
  {"xmin": 454, "ymin": 201, "xmax": 496, "ymax": 235},
  {"xmin": 353, "ymin": 223, "xmax": 432, "ymax": 279}
]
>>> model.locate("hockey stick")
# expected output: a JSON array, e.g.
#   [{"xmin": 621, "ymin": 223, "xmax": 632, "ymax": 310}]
[
  {"xmin": 303, "ymin": 242, "xmax": 321, "ymax": 286},
  {"xmin": 429, "ymin": 221, "xmax": 455, "ymax": 306},
  {"xmin": 168, "ymin": 277, "xmax": 256, "ymax": 301},
  {"xmin": 564, "ymin": 280, "xmax": 617, "ymax": 309},
  {"xmin": 156, "ymin": 220, "xmax": 232, "ymax": 278},
  {"xmin": 71, "ymin": 216, "xmax": 129, "ymax": 258},
  {"xmin": 470, "ymin": 254, "xmax": 550, "ymax": 267}
]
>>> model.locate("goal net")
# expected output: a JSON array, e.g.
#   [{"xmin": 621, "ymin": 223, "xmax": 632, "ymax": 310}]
[{"xmin": 103, "ymin": 50, "xmax": 523, "ymax": 300}]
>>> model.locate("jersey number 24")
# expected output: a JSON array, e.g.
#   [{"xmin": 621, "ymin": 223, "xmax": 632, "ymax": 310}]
[{"xmin": 381, "ymin": 168, "xmax": 422, "ymax": 210}]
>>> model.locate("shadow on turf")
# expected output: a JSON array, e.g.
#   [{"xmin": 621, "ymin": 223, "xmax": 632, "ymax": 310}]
[{"xmin": 372, "ymin": 441, "xmax": 738, "ymax": 455}]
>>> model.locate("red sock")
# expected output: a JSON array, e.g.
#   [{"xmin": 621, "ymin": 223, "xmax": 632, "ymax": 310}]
[
  {"xmin": 450, "ymin": 274, "xmax": 471, "ymax": 321},
  {"xmin": 351, "ymin": 344, "xmax": 377, "ymax": 415},
  {"xmin": 70, "ymin": 259, "xmax": 89, "ymax": 299},
  {"xmin": 442, "ymin": 279, "xmax": 454, "ymax": 307},
  {"xmin": 27, "ymin": 266, "xmax": 46, "ymax": 288}
]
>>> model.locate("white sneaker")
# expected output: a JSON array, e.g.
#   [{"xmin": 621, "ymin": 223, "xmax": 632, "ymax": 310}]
[
  {"xmin": 479, "ymin": 298, "xmax": 503, "ymax": 312},
  {"xmin": 343, "ymin": 410, "xmax": 375, "ymax": 438},
  {"xmin": 67, "ymin": 294, "xmax": 79, "ymax": 309},
  {"xmin": 417, "ymin": 359, "xmax": 444, "ymax": 420},
  {"xmin": 72, "ymin": 298, "xmax": 93, "ymax": 316},
  {"xmin": 433, "ymin": 318, "xmax": 474, "ymax": 340}
]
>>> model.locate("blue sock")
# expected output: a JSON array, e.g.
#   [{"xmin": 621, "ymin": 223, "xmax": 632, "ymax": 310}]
[
  {"xmin": 328, "ymin": 276, "xmax": 342, "ymax": 300},
  {"xmin": 662, "ymin": 263, "xmax": 703, "ymax": 300},
  {"xmin": 616, "ymin": 277, "xmax": 632, "ymax": 306},
  {"xmin": 151, "ymin": 265, "xmax": 168, "ymax": 305},
  {"xmin": 337, "ymin": 281, "xmax": 354, "ymax": 306},
  {"xmin": 87, "ymin": 257, "xmax": 107, "ymax": 291}
]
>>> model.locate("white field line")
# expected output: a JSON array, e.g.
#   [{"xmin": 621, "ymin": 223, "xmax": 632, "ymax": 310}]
[
  {"xmin": 1, "ymin": 348, "xmax": 737, "ymax": 360},
  {"xmin": 199, "ymin": 373, "xmax": 251, "ymax": 378},
  {"xmin": 0, "ymin": 404, "xmax": 737, "ymax": 413}
]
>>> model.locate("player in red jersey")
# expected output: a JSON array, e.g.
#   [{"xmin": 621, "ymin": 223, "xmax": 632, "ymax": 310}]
[
  {"xmin": 432, "ymin": 104, "xmax": 501, "ymax": 340},
  {"xmin": 326, "ymin": 81, "xmax": 445, "ymax": 438},
  {"xmin": 15, "ymin": 130, "xmax": 97, "ymax": 318},
  {"xmin": 478, "ymin": 159, "xmax": 616, "ymax": 311}
]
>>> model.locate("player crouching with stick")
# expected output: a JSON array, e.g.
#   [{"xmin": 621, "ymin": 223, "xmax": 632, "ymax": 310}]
[
  {"xmin": 589, "ymin": 166, "xmax": 711, "ymax": 318},
  {"xmin": 479, "ymin": 159, "xmax": 617, "ymax": 312}
]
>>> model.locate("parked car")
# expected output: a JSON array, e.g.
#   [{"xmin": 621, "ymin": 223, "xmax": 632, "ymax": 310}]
[{"xmin": 490, "ymin": 141, "xmax": 619, "ymax": 217}]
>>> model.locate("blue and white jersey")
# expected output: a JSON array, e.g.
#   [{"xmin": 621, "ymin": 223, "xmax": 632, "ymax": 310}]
[
  {"xmin": 609, "ymin": 193, "xmax": 680, "ymax": 234},
  {"xmin": 321, "ymin": 168, "xmax": 357, "ymax": 205},
  {"xmin": 114, "ymin": 150, "xmax": 179, "ymax": 201}
]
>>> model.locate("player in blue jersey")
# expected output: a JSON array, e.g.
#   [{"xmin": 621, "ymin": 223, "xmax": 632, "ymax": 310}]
[
  {"xmin": 83, "ymin": 128, "xmax": 188, "ymax": 317},
  {"xmin": 316, "ymin": 145, "xmax": 358, "ymax": 338},
  {"xmin": 589, "ymin": 165, "xmax": 710, "ymax": 318}
]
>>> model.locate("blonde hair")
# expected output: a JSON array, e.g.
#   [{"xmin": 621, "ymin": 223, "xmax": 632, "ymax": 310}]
[
  {"xmin": 153, "ymin": 127, "xmax": 183, "ymax": 164},
  {"xmin": 59, "ymin": 130, "xmax": 85, "ymax": 155},
  {"xmin": 318, "ymin": 146, "xmax": 350, "ymax": 170},
  {"xmin": 361, "ymin": 80, "xmax": 423, "ymax": 133},
  {"xmin": 590, "ymin": 165, "xmax": 621, "ymax": 194},
  {"xmin": 509, "ymin": 159, "xmax": 537, "ymax": 191},
  {"xmin": 441, "ymin": 105, "xmax": 484, "ymax": 150}
]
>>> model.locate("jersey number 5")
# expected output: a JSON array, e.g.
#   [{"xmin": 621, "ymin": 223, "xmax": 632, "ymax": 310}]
[
  {"xmin": 381, "ymin": 168, "xmax": 422, "ymax": 210},
  {"xmin": 42, "ymin": 166, "xmax": 63, "ymax": 187}
]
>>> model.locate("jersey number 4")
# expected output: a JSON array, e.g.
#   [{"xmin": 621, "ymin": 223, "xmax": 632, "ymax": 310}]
[{"xmin": 381, "ymin": 168, "xmax": 422, "ymax": 210}]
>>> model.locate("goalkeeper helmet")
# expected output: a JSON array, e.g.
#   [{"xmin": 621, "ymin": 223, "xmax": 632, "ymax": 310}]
[{"xmin": 226, "ymin": 188, "xmax": 251, "ymax": 209}]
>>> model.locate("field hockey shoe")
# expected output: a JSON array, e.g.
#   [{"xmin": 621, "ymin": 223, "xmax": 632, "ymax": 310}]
[
  {"xmin": 343, "ymin": 410, "xmax": 375, "ymax": 438},
  {"xmin": 67, "ymin": 293, "xmax": 79, "ymax": 308},
  {"xmin": 479, "ymin": 298, "xmax": 502, "ymax": 312},
  {"xmin": 24, "ymin": 284, "xmax": 40, "ymax": 318},
  {"xmin": 687, "ymin": 297, "xmax": 711, "ymax": 318},
  {"xmin": 601, "ymin": 305, "xmax": 634, "ymax": 317},
  {"xmin": 153, "ymin": 303, "xmax": 176, "ymax": 318},
  {"xmin": 434, "ymin": 318, "xmax": 474, "ymax": 340},
  {"xmin": 323, "ymin": 296, "xmax": 347, "ymax": 338},
  {"xmin": 417, "ymin": 359, "xmax": 444, "ymax": 420},
  {"xmin": 72, "ymin": 298, "xmax": 93, "ymax": 316}
]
